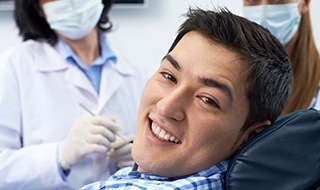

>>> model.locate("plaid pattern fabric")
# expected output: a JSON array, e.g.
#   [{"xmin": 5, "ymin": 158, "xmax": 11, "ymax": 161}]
[{"xmin": 80, "ymin": 160, "xmax": 229, "ymax": 190}]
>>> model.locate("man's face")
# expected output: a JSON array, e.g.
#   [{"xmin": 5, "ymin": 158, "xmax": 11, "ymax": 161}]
[{"xmin": 132, "ymin": 31, "xmax": 256, "ymax": 177}]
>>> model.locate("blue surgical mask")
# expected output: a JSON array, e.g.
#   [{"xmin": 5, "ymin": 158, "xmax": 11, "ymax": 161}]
[
  {"xmin": 43, "ymin": 0, "xmax": 104, "ymax": 40},
  {"xmin": 243, "ymin": 3, "xmax": 301, "ymax": 45}
]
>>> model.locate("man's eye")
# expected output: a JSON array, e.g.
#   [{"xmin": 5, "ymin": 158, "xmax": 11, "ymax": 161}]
[
  {"xmin": 200, "ymin": 96, "xmax": 220, "ymax": 109},
  {"xmin": 160, "ymin": 72, "xmax": 177, "ymax": 83}
]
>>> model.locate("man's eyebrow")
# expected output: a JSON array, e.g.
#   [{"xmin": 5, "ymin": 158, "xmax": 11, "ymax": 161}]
[
  {"xmin": 162, "ymin": 54, "xmax": 234, "ymax": 102},
  {"xmin": 199, "ymin": 77, "xmax": 234, "ymax": 103},
  {"xmin": 162, "ymin": 54, "xmax": 181, "ymax": 70}
]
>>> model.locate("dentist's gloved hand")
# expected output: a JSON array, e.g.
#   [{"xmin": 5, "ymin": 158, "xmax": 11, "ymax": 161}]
[
  {"xmin": 106, "ymin": 134, "xmax": 135, "ymax": 168},
  {"xmin": 59, "ymin": 117, "xmax": 120, "ymax": 171}
]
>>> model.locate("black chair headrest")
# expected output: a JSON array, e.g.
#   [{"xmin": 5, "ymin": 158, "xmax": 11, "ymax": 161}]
[{"xmin": 225, "ymin": 109, "xmax": 320, "ymax": 190}]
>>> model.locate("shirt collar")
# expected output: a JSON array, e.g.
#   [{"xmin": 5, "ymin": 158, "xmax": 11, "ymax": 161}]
[
  {"xmin": 57, "ymin": 32, "xmax": 117, "ymax": 69},
  {"xmin": 127, "ymin": 160, "xmax": 230, "ymax": 181},
  {"xmin": 33, "ymin": 35, "xmax": 135, "ymax": 76}
]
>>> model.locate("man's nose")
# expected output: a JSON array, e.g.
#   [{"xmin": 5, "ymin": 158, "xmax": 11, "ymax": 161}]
[{"xmin": 156, "ymin": 86, "xmax": 189, "ymax": 122}]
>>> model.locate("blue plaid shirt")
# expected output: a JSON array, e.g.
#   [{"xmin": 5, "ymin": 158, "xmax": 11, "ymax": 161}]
[{"xmin": 80, "ymin": 160, "xmax": 229, "ymax": 190}]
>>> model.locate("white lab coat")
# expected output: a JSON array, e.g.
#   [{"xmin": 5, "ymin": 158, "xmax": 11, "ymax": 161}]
[{"xmin": 0, "ymin": 40, "xmax": 149, "ymax": 189}]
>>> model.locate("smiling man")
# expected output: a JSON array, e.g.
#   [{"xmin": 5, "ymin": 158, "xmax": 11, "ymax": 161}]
[{"xmin": 80, "ymin": 7, "xmax": 293, "ymax": 190}]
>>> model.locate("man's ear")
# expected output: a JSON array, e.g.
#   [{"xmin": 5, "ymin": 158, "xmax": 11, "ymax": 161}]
[
  {"xmin": 239, "ymin": 120, "xmax": 271, "ymax": 148},
  {"xmin": 299, "ymin": 0, "xmax": 311, "ymax": 15}
]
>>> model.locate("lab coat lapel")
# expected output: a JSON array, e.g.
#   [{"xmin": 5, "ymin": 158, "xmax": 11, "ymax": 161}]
[
  {"xmin": 33, "ymin": 42, "xmax": 68, "ymax": 71},
  {"xmin": 98, "ymin": 58, "xmax": 135, "ymax": 113},
  {"xmin": 98, "ymin": 63, "xmax": 123, "ymax": 112},
  {"xmin": 33, "ymin": 41, "xmax": 97, "ymax": 98},
  {"xmin": 64, "ymin": 66, "xmax": 98, "ymax": 99}
]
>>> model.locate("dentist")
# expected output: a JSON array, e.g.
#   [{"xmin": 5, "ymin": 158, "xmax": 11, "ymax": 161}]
[{"xmin": 0, "ymin": 0, "xmax": 148, "ymax": 189}]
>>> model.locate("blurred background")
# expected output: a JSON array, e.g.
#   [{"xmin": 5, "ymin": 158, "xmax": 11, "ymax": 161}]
[{"xmin": 0, "ymin": 0, "xmax": 319, "ymax": 74}]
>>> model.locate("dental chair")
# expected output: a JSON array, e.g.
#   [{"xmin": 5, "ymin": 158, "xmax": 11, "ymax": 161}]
[{"xmin": 225, "ymin": 108, "xmax": 320, "ymax": 190}]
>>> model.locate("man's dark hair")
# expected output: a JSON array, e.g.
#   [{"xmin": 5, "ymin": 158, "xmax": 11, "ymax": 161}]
[
  {"xmin": 14, "ymin": 0, "xmax": 114, "ymax": 45},
  {"xmin": 168, "ymin": 7, "xmax": 293, "ymax": 132}
]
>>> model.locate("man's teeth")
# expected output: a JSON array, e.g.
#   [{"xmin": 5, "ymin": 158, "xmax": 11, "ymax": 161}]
[{"xmin": 151, "ymin": 122, "xmax": 181, "ymax": 144}]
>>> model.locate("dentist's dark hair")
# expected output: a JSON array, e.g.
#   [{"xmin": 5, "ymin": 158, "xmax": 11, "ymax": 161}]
[
  {"xmin": 168, "ymin": 7, "xmax": 293, "ymax": 133},
  {"xmin": 14, "ymin": 0, "xmax": 114, "ymax": 45}
]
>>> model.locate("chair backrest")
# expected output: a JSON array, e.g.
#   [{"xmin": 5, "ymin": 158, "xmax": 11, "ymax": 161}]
[{"xmin": 225, "ymin": 109, "xmax": 320, "ymax": 190}]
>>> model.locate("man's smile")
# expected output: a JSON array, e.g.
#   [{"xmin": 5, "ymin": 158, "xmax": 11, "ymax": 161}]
[{"xmin": 150, "ymin": 122, "xmax": 182, "ymax": 144}]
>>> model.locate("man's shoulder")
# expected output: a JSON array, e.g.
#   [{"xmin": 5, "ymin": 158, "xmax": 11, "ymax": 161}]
[{"xmin": 80, "ymin": 163, "xmax": 228, "ymax": 190}]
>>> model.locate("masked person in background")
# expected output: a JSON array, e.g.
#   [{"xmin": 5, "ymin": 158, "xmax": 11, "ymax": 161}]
[
  {"xmin": 243, "ymin": 0, "xmax": 320, "ymax": 115},
  {"xmin": 0, "ymin": 0, "xmax": 148, "ymax": 189}
]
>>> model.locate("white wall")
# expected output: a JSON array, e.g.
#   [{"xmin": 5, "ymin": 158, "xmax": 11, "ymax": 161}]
[{"xmin": 0, "ymin": 0, "xmax": 319, "ymax": 74}]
